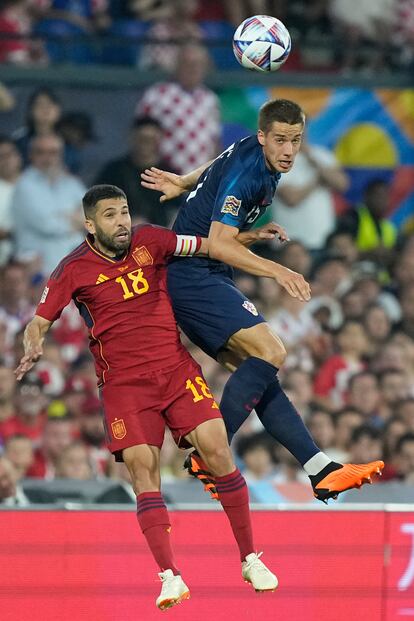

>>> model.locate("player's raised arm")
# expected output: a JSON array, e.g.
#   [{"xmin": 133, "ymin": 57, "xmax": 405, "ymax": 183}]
[
  {"xmin": 140, "ymin": 160, "xmax": 213, "ymax": 202},
  {"xmin": 15, "ymin": 315, "xmax": 53, "ymax": 380},
  {"xmin": 209, "ymin": 221, "xmax": 311, "ymax": 302}
]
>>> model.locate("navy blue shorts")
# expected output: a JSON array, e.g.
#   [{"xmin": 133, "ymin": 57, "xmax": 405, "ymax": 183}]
[{"xmin": 167, "ymin": 261, "xmax": 265, "ymax": 359}]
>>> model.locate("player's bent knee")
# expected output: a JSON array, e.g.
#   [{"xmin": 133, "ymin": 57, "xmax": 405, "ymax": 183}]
[
  {"xmin": 255, "ymin": 342, "xmax": 286, "ymax": 367},
  {"xmin": 202, "ymin": 444, "xmax": 234, "ymax": 477}
]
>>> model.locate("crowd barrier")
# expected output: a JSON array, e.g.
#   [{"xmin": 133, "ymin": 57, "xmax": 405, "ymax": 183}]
[{"xmin": 0, "ymin": 506, "xmax": 413, "ymax": 621}]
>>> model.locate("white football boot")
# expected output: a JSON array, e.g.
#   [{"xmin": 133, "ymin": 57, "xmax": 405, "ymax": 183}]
[
  {"xmin": 242, "ymin": 552, "xmax": 278, "ymax": 592},
  {"xmin": 156, "ymin": 569, "xmax": 190, "ymax": 610}
]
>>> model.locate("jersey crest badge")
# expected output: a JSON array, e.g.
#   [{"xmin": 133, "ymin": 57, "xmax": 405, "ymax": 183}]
[
  {"xmin": 40, "ymin": 286, "xmax": 49, "ymax": 304},
  {"xmin": 221, "ymin": 195, "xmax": 241, "ymax": 217},
  {"xmin": 96, "ymin": 273, "xmax": 109, "ymax": 285},
  {"xmin": 111, "ymin": 418, "xmax": 126, "ymax": 439},
  {"xmin": 132, "ymin": 246, "xmax": 153, "ymax": 267},
  {"xmin": 242, "ymin": 300, "xmax": 258, "ymax": 316}
]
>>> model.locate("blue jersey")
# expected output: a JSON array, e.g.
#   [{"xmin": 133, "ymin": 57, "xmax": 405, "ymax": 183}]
[
  {"xmin": 172, "ymin": 135, "xmax": 281, "ymax": 244},
  {"xmin": 168, "ymin": 136, "xmax": 276, "ymax": 357}
]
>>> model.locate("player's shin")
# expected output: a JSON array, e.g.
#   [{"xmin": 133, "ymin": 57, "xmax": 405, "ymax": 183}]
[
  {"xmin": 215, "ymin": 468, "xmax": 254, "ymax": 561},
  {"xmin": 255, "ymin": 376, "xmax": 322, "ymax": 466},
  {"xmin": 136, "ymin": 492, "xmax": 180, "ymax": 574},
  {"xmin": 220, "ymin": 357, "xmax": 278, "ymax": 443}
]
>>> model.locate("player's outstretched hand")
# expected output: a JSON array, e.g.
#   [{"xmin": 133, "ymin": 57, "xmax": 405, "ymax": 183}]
[
  {"xmin": 256, "ymin": 222, "xmax": 289, "ymax": 242},
  {"xmin": 275, "ymin": 265, "xmax": 311, "ymax": 302},
  {"xmin": 140, "ymin": 167, "xmax": 186, "ymax": 202},
  {"xmin": 14, "ymin": 346, "xmax": 43, "ymax": 381}
]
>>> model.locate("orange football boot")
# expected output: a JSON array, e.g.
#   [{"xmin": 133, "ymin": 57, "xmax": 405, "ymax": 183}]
[
  {"xmin": 183, "ymin": 450, "xmax": 219, "ymax": 501},
  {"xmin": 312, "ymin": 460, "xmax": 384, "ymax": 503}
]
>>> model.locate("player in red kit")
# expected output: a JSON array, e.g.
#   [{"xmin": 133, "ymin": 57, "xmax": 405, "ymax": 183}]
[{"xmin": 15, "ymin": 185, "xmax": 278, "ymax": 610}]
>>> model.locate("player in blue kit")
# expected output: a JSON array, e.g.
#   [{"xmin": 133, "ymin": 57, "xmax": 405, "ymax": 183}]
[{"xmin": 141, "ymin": 99, "xmax": 384, "ymax": 502}]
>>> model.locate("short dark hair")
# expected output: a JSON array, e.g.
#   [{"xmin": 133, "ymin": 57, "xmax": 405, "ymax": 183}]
[
  {"xmin": 395, "ymin": 432, "xmax": 414, "ymax": 454},
  {"xmin": 132, "ymin": 116, "xmax": 162, "ymax": 131},
  {"xmin": 258, "ymin": 99, "xmax": 305, "ymax": 133},
  {"xmin": 364, "ymin": 178, "xmax": 388, "ymax": 196},
  {"xmin": 0, "ymin": 135, "xmax": 16, "ymax": 149},
  {"xmin": 351, "ymin": 424, "xmax": 381, "ymax": 444},
  {"xmin": 82, "ymin": 184, "xmax": 126, "ymax": 218}
]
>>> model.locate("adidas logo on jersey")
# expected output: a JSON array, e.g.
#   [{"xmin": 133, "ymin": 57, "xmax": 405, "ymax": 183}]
[{"xmin": 96, "ymin": 273, "xmax": 109, "ymax": 285}]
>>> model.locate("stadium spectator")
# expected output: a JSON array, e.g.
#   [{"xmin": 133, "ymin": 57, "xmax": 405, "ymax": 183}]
[
  {"xmin": 282, "ymin": 368, "xmax": 314, "ymax": 420},
  {"xmin": 56, "ymin": 111, "xmax": 97, "ymax": 176},
  {"xmin": 125, "ymin": 0, "xmax": 171, "ymax": 20},
  {"xmin": 306, "ymin": 408, "xmax": 341, "ymax": 461},
  {"xmin": 3, "ymin": 434, "xmax": 34, "ymax": 479},
  {"xmin": 337, "ymin": 179, "xmax": 397, "ymax": 266},
  {"xmin": 396, "ymin": 398, "xmax": 414, "ymax": 433},
  {"xmin": 347, "ymin": 371, "xmax": 382, "ymax": 426},
  {"xmin": 236, "ymin": 432, "xmax": 277, "ymax": 482},
  {"xmin": 78, "ymin": 394, "xmax": 110, "ymax": 476},
  {"xmin": 0, "ymin": 0, "xmax": 47, "ymax": 65},
  {"xmin": 273, "ymin": 137, "xmax": 349, "ymax": 250},
  {"xmin": 395, "ymin": 283, "xmax": 414, "ymax": 340},
  {"xmin": 0, "ymin": 363, "xmax": 16, "ymax": 429},
  {"xmin": 55, "ymin": 441, "xmax": 94, "ymax": 480},
  {"xmin": 334, "ymin": 407, "xmax": 365, "ymax": 459},
  {"xmin": 0, "ymin": 81, "xmax": 14, "ymax": 111},
  {"xmin": 325, "ymin": 230, "xmax": 359, "ymax": 266},
  {"xmin": 311, "ymin": 256, "xmax": 352, "ymax": 298},
  {"xmin": 217, "ymin": 1, "xmax": 268, "ymax": 27},
  {"xmin": 347, "ymin": 425, "xmax": 383, "ymax": 464},
  {"xmin": 0, "ymin": 372, "xmax": 47, "ymax": 442},
  {"xmin": 0, "ymin": 262, "xmax": 35, "ymax": 353},
  {"xmin": 13, "ymin": 88, "xmax": 62, "ymax": 165},
  {"xmin": 136, "ymin": 43, "xmax": 221, "ymax": 174},
  {"xmin": 378, "ymin": 369, "xmax": 411, "ymax": 422},
  {"xmin": 392, "ymin": 432, "xmax": 414, "ymax": 482},
  {"xmin": 382, "ymin": 416, "xmax": 409, "ymax": 463},
  {"xmin": 0, "ymin": 137, "xmax": 22, "ymax": 266},
  {"xmin": 313, "ymin": 320, "xmax": 369, "ymax": 409},
  {"xmin": 62, "ymin": 374, "xmax": 95, "ymax": 418},
  {"xmin": 363, "ymin": 304, "xmax": 392, "ymax": 354},
  {"xmin": 339, "ymin": 286, "xmax": 367, "ymax": 321},
  {"xmin": 0, "ymin": 456, "xmax": 16, "ymax": 500},
  {"xmin": 139, "ymin": 0, "xmax": 204, "ymax": 73},
  {"xmin": 276, "ymin": 240, "xmax": 313, "ymax": 280},
  {"xmin": 330, "ymin": 0, "xmax": 395, "ymax": 73},
  {"xmin": 268, "ymin": 288, "xmax": 321, "ymax": 372},
  {"xmin": 44, "ymin": 0, "xmax": 110, "ymax": 33},
  {"xmin": 94, "ymin": 117, "xmax": 178, "ymax": 226},
  {"xmin": 12, "ymin": 133, "xmax": 85, "ymax": 275},
  {"xmin": 27, "ymin": 415, "xmax": 75, "ymax": 478}
]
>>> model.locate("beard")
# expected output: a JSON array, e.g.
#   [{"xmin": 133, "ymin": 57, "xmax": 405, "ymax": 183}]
[{"xmin": 94, "ymin": 223, "xmax": 131, "ymax": 256}]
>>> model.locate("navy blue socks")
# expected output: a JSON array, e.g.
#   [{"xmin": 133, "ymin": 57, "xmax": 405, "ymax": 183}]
[
  {"xmin": 220, "ymin": 356, "xmax": 321, "ymax": 466},
  {"xmin": 255, "ymin": 376, "xmax": 321, "ymax": 466},
  {"xmin": 220, "ymin": 357, "xmax": 277, "ymax": 443}
]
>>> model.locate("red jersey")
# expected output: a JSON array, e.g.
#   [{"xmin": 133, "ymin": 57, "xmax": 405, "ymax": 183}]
[{"xmin": 36, "ymin": 225, "xmax": 200, "ymax": 385}]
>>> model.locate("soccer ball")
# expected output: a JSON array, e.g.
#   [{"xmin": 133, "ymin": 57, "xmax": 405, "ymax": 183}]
[{"xmin": 232, "ymin": 15, "xmax": 291, "ymax": 72}]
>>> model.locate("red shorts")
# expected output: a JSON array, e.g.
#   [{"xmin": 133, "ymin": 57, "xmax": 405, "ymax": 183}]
[{"xmin": 101, "ymin": 357, "xmax": 222, "ymax": 461}]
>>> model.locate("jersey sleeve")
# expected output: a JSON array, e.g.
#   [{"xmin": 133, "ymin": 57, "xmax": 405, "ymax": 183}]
[
  {"xmin": 210, "ymin": 158, "xmax": 256, "ymax": 229},
  {"xmin": 35, "ymin": 262, "xmax": 75, "ymax": 322},
  {"xmin": 134, "ymin": 225, "xmax": 201, "ymax": 263}
]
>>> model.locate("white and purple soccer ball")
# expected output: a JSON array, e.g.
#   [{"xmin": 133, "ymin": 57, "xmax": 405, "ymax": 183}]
[{"xmin": 232, "ymin": 15, "xmax": 291, "ymax": 72}]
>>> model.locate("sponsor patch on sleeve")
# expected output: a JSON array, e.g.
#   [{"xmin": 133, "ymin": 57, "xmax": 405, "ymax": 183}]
[
  {"xmin": 221, "ymin": 195, "xmax": 241, "ymax": 217},
  {"xmin": 40, "ymin": 286, "xmax": 49, "ymax": 304}
]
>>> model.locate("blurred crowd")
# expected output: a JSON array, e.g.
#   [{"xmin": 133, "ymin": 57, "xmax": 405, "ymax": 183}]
[
  {"xmin": 0, "ymin": 30, "xmax": 413, "ymax": 505},
  {"xmin": 0, "ymin": 0, "xmax": 413, "ymax": 73}
]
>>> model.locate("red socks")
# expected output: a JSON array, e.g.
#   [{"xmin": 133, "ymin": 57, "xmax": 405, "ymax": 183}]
[
  {"xmin": 215, "ymin": 469, "xmax": 254, "ymax": 561},
  {"xmin": 136, "ymin": 491, "xmax": 179, "ymax": 574}
]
